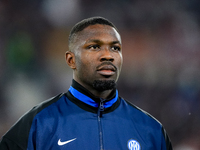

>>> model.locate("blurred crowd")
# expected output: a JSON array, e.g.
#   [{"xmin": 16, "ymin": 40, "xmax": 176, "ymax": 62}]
[{"xmin": 0, "ymin": 0, "xmax": 200, "ymax": 149}]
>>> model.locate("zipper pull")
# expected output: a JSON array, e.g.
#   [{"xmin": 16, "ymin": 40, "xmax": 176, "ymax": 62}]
[{"xmin": 98, "ymin": 98, "xmax": 105, "ymax": 117}]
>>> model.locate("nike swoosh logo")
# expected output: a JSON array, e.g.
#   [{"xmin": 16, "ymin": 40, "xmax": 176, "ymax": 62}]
[{"xmin": 58, "ymin": 138, "xmax": 77, "ymax": 146}]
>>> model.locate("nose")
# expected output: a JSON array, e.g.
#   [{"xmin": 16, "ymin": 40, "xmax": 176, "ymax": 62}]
[{"xmin": 99, "ymin": 48, "xmax": 114, "ymax": 62}]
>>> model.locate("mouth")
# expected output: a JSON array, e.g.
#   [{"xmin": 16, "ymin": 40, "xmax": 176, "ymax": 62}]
[{"xmin": 96, "ymin": 63, "xmax": 116, "ymax": 76}]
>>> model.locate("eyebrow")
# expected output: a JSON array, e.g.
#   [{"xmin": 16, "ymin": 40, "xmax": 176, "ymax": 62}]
[{"xmin": 85, "ymin": 39, "xmax": 121, "ymax": 45}]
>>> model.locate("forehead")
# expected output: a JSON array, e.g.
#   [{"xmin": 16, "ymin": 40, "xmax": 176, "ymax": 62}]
[{"xmin": 77, "ymin": 24, "xmax": 121, "ymax": 43}]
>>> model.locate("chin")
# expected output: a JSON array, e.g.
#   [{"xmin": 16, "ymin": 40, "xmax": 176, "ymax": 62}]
[{"xmin": 92, "ymin": 80, "xmax": 116, "ymax": 91}]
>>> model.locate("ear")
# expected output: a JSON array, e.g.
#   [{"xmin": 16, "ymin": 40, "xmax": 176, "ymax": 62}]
[{"xmin": 65, "ymin": 51, "xmax": 76, "ymax": 69}]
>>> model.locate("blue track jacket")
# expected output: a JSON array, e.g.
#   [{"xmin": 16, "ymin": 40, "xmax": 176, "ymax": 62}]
[{"xmin": 0, "ymin": 80, "xmax": 172, "ymax": 150}]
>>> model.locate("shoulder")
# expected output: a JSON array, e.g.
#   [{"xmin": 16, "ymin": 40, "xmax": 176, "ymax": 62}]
[
  {"xmin": 119, "ymin": 97, "xmax": 173, "ymax": 150},
  {"xmin": 120, "ymin": 97, "xmax": 163, "ymax": 127},
  {"xmin": 31, "ymin": 93, "xmax": 65, "ymax": 114}
]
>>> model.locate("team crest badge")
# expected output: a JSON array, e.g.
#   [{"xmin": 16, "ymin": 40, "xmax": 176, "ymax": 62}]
[{"xmin": 127, "ymin": 139, "xmax": 141, "ymax": 150}]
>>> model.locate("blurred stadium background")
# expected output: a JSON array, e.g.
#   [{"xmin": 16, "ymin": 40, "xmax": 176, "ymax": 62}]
[{"xmin": 0, "ymin": 0, "xmax": 200, "ymax": 149}]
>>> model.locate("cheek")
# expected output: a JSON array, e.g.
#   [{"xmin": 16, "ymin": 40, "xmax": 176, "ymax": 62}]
[
  {"xmin": 116, "ymin": 54, "xmax": 123, "ymax": 66},
  {"xmin": 80, "ymin": 53, "xmax": 97, "ymax": 67},
  {"xmin": 120, "ymin": 55, "xmax": 123, "ymax": 67},
  {"xmin": 75, "ymin": 56, "xmax": 93, "ymax": 73}
]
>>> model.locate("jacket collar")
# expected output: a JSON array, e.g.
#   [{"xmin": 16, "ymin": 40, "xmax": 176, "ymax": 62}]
[{"xmin": 68, "ymin": 79, "xmax": 118, "ymax": 108}]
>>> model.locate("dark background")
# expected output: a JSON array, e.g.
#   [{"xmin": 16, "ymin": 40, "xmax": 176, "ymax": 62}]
[{"xmin": 0, "ymin": 0, "xmax": 200, "ymax": 149}]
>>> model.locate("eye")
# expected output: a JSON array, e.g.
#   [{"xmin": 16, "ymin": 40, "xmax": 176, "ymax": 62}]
[
  {"xmin": 111, "ymin": 46, "xmax": 121, "ymax": 51},
  {"xmin": 87, "ymin": 45, "xmax": 100, "ymax": 50}
]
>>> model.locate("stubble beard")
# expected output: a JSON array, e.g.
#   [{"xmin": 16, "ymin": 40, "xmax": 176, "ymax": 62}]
[{"xmin": 92, "ymin": 80, "xmax": 116, "ymax": 91}]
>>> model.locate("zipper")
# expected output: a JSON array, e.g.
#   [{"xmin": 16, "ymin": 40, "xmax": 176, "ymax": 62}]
[{"xmin": 98, "ymin": 98, "xmax": 105, "ymax": 150}]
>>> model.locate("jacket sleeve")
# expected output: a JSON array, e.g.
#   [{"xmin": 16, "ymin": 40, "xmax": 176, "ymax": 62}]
[
  {"xmin": 162, "ymin": 127, "xmax": 173, "ymax": 150},
  {"xmin": 0, "ymin": 94, "xmax": 64, "ymax": 150},
  {"xmin": 0, "ymin": 137, "xmax": 24, "ymax": 150},
  {"xmin": 0, "ymin": 110, "xmax": 35, "ymax": 150}
]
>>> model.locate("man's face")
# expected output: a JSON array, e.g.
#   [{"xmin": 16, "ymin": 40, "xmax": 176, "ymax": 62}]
[{"xmin": 70, "ymin": 24, "xmax": 123, "ymax": 91}]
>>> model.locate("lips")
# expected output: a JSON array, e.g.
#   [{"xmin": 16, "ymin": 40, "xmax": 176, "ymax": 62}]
[{"xmin": 96, "ymin": 63, "xmax": 116, "ymax": 76}]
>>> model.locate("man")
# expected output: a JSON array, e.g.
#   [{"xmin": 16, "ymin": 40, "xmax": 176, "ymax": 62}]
[{"xmin": 0, "ymin": 17, "xmax": 173, "ymax": 150}]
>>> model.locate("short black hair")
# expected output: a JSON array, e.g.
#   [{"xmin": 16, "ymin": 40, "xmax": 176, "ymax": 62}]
[{"xmin": 68, "ymin": 16, "xmax": 118, "ymax": 47}]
